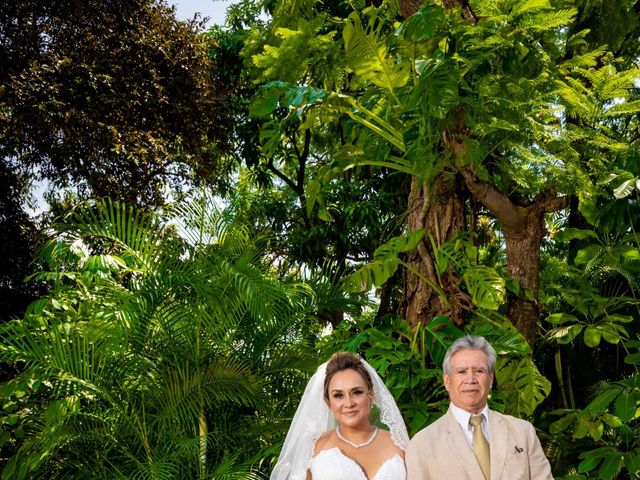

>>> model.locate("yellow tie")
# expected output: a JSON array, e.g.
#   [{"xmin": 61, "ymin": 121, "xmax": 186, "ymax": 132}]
[{"xmin": 469, "ymin": 414, "xmax": 490, "ymax": 480}]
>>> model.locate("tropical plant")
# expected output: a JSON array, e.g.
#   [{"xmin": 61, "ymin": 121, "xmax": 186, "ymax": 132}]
[
  {"xmin": 1, "ymin": 0, "xmax": 232, "ymax": 207},
  {"xmin": 0, "ymin": 197, "xmax": 320, "ymax": 479},
  {"xmin": 319, "ymin": 310, "xmax": 551, "ymax": 432}
]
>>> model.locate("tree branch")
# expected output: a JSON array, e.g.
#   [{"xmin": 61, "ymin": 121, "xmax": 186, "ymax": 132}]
[
  {"xmin": 458, "ymin": 164, "xmax": 526, "ymax": 232},
  {"xmin": 266, "ymin": 157, "xmax": 300, "ymax": 195}
]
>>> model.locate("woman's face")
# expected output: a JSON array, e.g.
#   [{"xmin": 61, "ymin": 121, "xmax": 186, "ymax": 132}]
[{"xmin": 327, "ymin": 368, "xmax": 373, "ymax": 429}]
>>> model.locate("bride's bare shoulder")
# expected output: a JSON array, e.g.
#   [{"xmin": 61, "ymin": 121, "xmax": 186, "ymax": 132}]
[
  {"xmin": 377, "ymin": 428, "xmax": 405, "ymax": 458},
  {"xmin": 313, "ymin": 429, "xmax": 336, "ymax": 455}
]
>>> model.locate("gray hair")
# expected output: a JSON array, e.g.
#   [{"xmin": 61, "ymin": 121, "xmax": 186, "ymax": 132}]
[{"xmin": 442, "ymin": 335, "xmax": 497, "ymax": 374}]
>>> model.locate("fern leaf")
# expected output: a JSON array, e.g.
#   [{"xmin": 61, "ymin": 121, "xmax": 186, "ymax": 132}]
[
  {"xmin": 560, "ymin": 47, "xmax": 607, "ymax": 71},
  {"xmin": 598, "ymin": 68, "xmax": 640, "ymax": 101},
  {"xmin": 604, "ymin": 99, "xmax": 640, "ymax": 117},
  {"xmin": 519, "ymin": 9, "xmax": 577, "ymax": 31},
  {"xmin": 511, "ymin": 0, "xmax": 552, "ymax": 18}
]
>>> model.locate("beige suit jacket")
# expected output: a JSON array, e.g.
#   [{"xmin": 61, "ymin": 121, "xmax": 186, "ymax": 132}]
[{"xmin": 406, "ymin": 406, "xmax": 553, "ymax": 480}]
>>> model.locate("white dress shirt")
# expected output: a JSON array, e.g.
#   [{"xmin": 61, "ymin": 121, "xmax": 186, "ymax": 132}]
[{"xmin": 449, "ymin": 402, "xmax": 491, "ymax": 446}]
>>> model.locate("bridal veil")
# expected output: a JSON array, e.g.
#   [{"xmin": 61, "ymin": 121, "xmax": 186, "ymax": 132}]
[{"xmin": 270, "ymin": 358, "xmax": 409, "ymax": 480}]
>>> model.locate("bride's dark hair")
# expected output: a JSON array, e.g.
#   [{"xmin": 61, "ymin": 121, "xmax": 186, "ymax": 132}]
[{"xmin": 323, "ymin": 352, "xmax": 373, "ymax": 401}]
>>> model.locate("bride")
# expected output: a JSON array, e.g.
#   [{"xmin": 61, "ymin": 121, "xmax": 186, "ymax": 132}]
[{"xmin": 270, "ymin": 352, "xmax": 409, "ymax": 480}]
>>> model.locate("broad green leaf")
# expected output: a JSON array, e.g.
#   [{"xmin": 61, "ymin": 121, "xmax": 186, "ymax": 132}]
[
  {"xmin": 598, "ymin": 453, "xmax": 623, "ymax": 479},
  {"xmin": 549, "ymin": 324, "xmax": 584, "ymax": 344},
  {"xmin": 577, "ymin": 455, "xmax": 599, "ymax": 473},
  {"xmin": 573, "ymin": 416, "xmax": 591, "ymax": 439},
  {"xmin": 578, "ymin": 197, "xmax": 600, "ymax": 226},
  {"xmin": 373, "ymin": 230, "xmax": 425, "ymax": 260},
  {"xmin": 342, "ymin": 258, "xmax": 401, "ymax": 293},
  {"xmin": 618, "ymin": 246, "xmax": 640, "ymax": 261},
  {"xmin": 624, "ymin": 352, "xmax": 640, "ymax": 365},
  {"xmin": 397, "ymin": 3, "xmax": 445, "ymax": 41},
  {"xmin": 463, "ymin": 266, "xmax": 506, "ymax": 310},
  {"xmin": 549, "ymin": 412, "xmax": 576, "ymax": 433},
  {"xmin": 343, "ymin": 12, "xmax": 409, "ymax": 97},
  {"xmin": 584, "ymin": 326, "xmax": 602, "ymax": 347},
  {"xmin": 585, "ymin": 388, "xmax": 619, "ymax": 413},
  {"xmin": 600, "ymin": 413, "xmax": 623, "ymax": 428},
  {"xmin": 624, "ymin": 449, "xmax": 640, "ymax": 475},
  {"xmin": 553, "ymin": 228, "xmax": 598, "ymax": 242},
  {"xmin": 495, "ymin": 356, "xmax": 551, "ymax": 417},
  {"xmin": 598, "ymin": 324, "xmax": 625, "ymax": 344},
  {"xmin": 545, "ymin": 312, "xmax": 579, "ymax": 325},
  {"xmin": 613, "ymin": 177, "xmax": 638, "ymax": 199},
  {"xmin": 614, "ymin": 392, "xmax": 635, "ymax": 422},
  {"xmin": 575, "ymin": 245, "xmax": 602, "ymax": 265},
  {"xmin": 249, "ymin": 91, "xmax": 279, "ymax": 117},
  {"xmin": 305, "ymin": 180, "xmax": 322, "ymax": 218}
]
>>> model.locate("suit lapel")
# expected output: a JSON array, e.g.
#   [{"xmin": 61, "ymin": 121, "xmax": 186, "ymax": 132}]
[
  {"xmin": 443, "ymin": 408, "xmax": 485, "ymax": 479},
  {"xmin": 488, "ymin": 410, "xmax": 509, "ymax": 480}
]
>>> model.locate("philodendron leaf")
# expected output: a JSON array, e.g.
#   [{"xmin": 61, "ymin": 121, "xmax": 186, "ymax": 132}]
[
  {"xmin": 343, "ymin": 230, "xmax": 426, "ymax": 292},
  {"xmin": 343, "ymin": 12, "xmax": 409, "ymax": 96},
  {"xmin": 373, "ymin": 229, "xmax": 425, "ymax": 260},
  {"xmin": 342, "ymin": 258, "xmax": 400, "ymax": 293},
  {"xmin": 553, "ymin": 228, "xmax": 598, "ymax": 242},
  {"xmin": 495, "ymin": 355, "xmax": 551, "ymax": 417},
  {"xmin": 463, "ymin": 266, "xmax": 505, "ymax": 310}
]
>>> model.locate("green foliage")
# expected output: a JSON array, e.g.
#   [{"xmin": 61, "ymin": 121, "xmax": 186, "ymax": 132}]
[
  {"xmin": 545, "ymin": 188, "xmax": 640, "ymax": 478},
  {"xmin": 342, "ymin": 229, "xmax": 426, "ymax": 293},
  {"xmin": 343, "ymin": 10, "xmax": 410, "ymax": 98},
  {"xmin": 319, "ymin": 312, "xmax": 550, "ymax": 432},
  {"xmin": 0, "ymin": 197, "xmax": 321, "ymax": 478},
  {"xmin": 549, "ymin": 355, "xmax": 640, "ymax": 479},
  {"xmin": 463, "ymin": 266, "xmax": 506, "ymax": 311},
  {"xmin": 1, "ymin": 0, "xmax": 228, "ymax": 207}
]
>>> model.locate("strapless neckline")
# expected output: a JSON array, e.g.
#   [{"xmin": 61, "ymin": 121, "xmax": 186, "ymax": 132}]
[{"xmin": 310, "ymin": 447, "xmax": 405, "ymax": 480}]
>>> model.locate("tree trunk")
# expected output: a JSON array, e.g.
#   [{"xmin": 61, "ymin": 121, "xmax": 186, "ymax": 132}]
[
  {"xmin": 459, "ymin": 165, "xmax": 568, "ymax": 347},
  {"xmin": 503, "ymin": 206, "xmax": 545, "ymax": 346},
  {"xmin": 400, "ymin": 174, "xmax": 467, "ymax": 327}
]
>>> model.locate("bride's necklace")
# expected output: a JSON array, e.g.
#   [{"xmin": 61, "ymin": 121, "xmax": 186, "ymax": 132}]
[{"xmin": 336, "ymin": 425, "xmax": 378, "ymax": 448}]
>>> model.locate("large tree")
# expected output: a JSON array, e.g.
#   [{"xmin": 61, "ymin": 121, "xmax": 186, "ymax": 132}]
[
  {"xmin": 247, "ymin": 0, "xmax": 640, "ymax": 348},
  {"xmin": 1, "ymin": 0, "xmax": 229, "ymax": 206}
]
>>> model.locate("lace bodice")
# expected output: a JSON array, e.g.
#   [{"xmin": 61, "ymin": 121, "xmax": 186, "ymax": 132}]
[{"xmin": 309, "ymin": 447, "xmax": 406, "ymax": 480}]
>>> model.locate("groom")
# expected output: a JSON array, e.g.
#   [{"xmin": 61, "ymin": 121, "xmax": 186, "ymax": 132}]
[{"xmin": 406, "ymin": 335, "xmax": 553, "ymax": 479}]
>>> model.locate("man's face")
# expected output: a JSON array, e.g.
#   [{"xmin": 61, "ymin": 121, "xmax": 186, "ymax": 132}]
[{"xmin": 443, "ymin": 348, "xmax": 494, "ymax": 414}]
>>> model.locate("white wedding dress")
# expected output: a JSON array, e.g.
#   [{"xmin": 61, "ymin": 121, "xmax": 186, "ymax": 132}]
[{"xmin": 309, "ymin": 447, "xmax": 406, "ymax": 480}]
